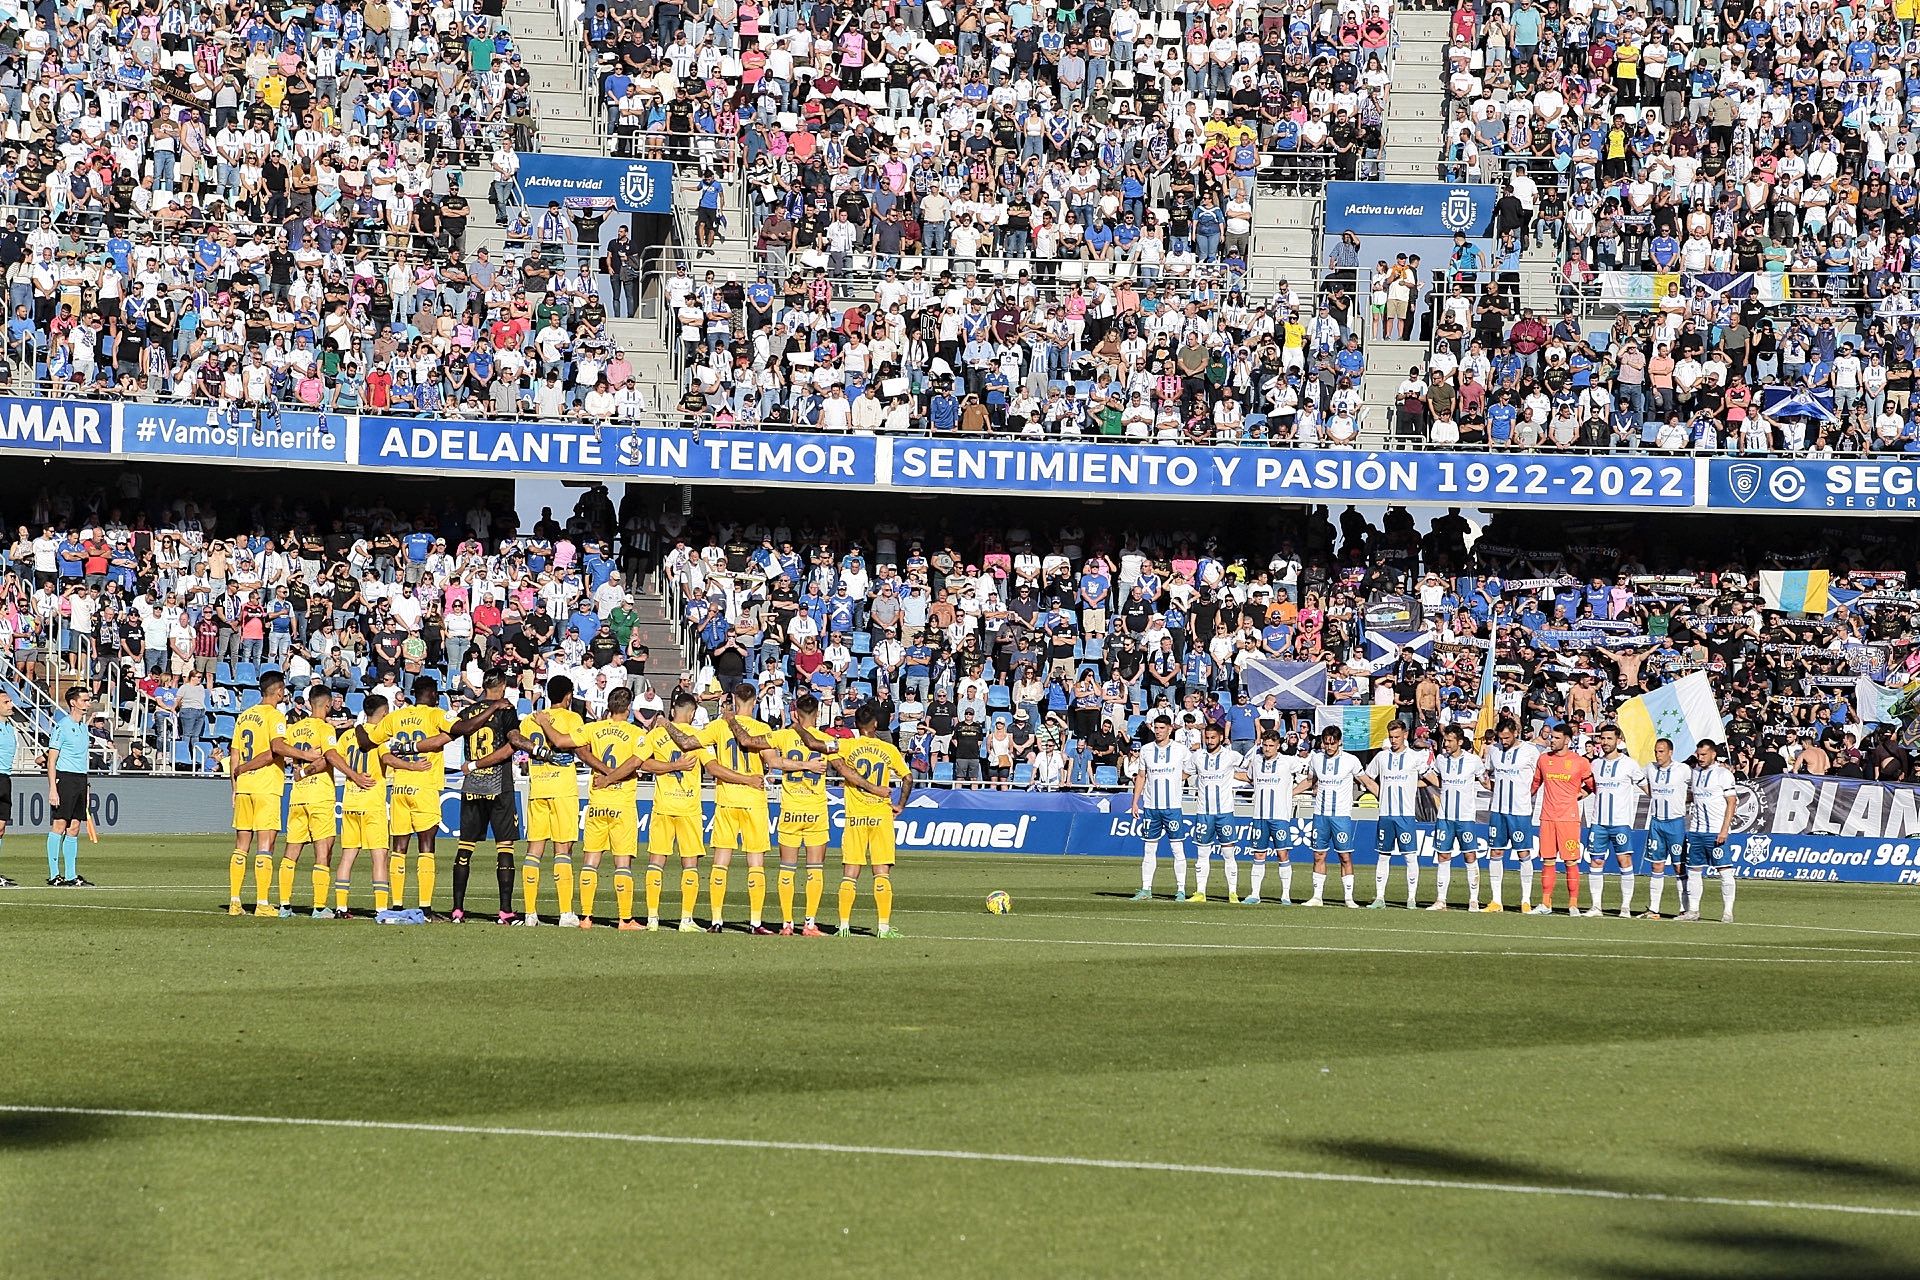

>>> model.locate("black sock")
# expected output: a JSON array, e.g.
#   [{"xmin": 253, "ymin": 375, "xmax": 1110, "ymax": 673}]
[
  {"xmin": 453, "ymin": 843, "xmax": 474, "ymax": 912},
  {"xmin": 496, "ymin": 846, "xmax": 516, "ymax": 913}
]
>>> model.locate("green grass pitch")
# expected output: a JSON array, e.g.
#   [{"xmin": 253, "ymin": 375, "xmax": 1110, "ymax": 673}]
[{"xmin": 3, "ymin": 838, "xmax": 1918, "ymax": 1279}]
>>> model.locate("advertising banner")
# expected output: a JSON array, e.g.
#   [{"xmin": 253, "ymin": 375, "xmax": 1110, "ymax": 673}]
[
  {"xmin": 0, "ymin": 395, "xmax": 112, "ymax": 454},
  {"xmin": 1709, "ymin": 457, "xmax": 1920, "ymax": 513},
  {"xmin": 1323, "ymin": 182, "xmax": 1499, "ymax": 237},
  {"xmin": 515, "ymin": 154, "xmax": 674, "ymax": 213},
  {"xmin": 122, "ymin": 402, "xmax": 351, "ymax": 465}
]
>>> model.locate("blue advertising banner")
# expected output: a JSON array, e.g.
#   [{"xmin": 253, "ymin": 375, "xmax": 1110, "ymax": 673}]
[
  {"xmin": 515, "ymin": 154, "xmax": 674, "ymax": 214},
  {"xmin": 121, "ymin": 403, "xmax": 351, "ymax": 465},
  {"xmin": 0, "ymin": 395, "xmax": 112, "ymax": 454},
  {"xmin": 890, "ymin": 441, "xmax": 1695, "ymax": 508},
  {"xmin": 1709, "ymin": 457, "xmax": 1920, "ymax": 513},
  {"xmin": 1324, "ymin": 182, "xmax": 1499, "ymax": 237},
  {"xmin": 363, "ymin": 418, "xmax": 878, "ymax": 486}
]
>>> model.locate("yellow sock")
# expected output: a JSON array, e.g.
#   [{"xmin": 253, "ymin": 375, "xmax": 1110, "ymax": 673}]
[
  {"xmin": 874, "ymin": 874, "xmax": 894, "ymax": 928},
  {"xmin": 708, "ymin": 865, "xmax": 729, "ymax": 921},
  {"xmin": 554, "ymin": 856, "xmax": 575, "ymax": 915},
  {"xmin": 416, "ymin": 852, "xmax": 436, "ymax": 909},
  {"xmin": 679, "ymin": 867, "xmax": 700, "ymax": 921},
  {"xmin": 374, "ymin": 880, "xmax": 391, "ymax": 911},
  {"xmin": 390, "ymin": 853, "xmax": 408, "ymax": 905},
  {"xmin": 578, "ymin": 866, "xmax": 599, "ymax": 918},
  {"xmin": 777, "ymin": 864, "xmax": 796, "ymax": 924},
  {"xmin": 277, "ymin": 856, "xmax": 297, "ymax": 906},
  {"xmin": 335, "ymin": 875, "xmax": 350, "ymax": 911},
  {"xmin": 747, "ymin": 867, "xmax": 767, "ymax": 926},
  {"xmin": 228, "ymin": 850, "xmax": 246, "ymax": 901},
  {"xmin": 311, "ymin": 866, "xmax": 331, "ymax": 911},
  {"xmin": 522, "ymin": 855, "xmax": 542, "ymax": 918},
  {"xmin": 806, "ymin": 867, "xmax": 825, "ymax": 922},
  {"xmin": 615, "ymin": 869, "xmax": 634, "ymax": 920},
  {"xmin": 253, "ymin": 853, "xmax": 272, "ymax": 904},
  {"xmin": 838, "ymin": 877, "xmax": 858, "ymax": 928},
  {"xmin": 645, "ymin": 866, "xmax": 663, "ymax": 920}
]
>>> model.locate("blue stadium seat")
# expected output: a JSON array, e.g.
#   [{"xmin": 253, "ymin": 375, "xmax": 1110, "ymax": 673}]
[
  {"xmin": 213, "ymin": 715, "xmax": 236, "ymax": 739},
  {"xmin": 851, "ymin": 633, "xmax": 872, "ymax": 656},
  {"xmin": 1012, "ymin": 763, "xmax": 1033, "ymax": 786},
  {"xmin": 986, "ymin": 684, "xmax": 1011, "ymax": 709},
  {"xmin": 1082, "ymin": 638, "xmax": 1105, "ymax": 662},
  {"xmin": 216, "ymin": 661, "xmax": 234, "ymax": 685},
  {"xmin": 1126, "ymin": 715, "xmax": 1144, "ymax": 735},
  {"xmin": 933, "ymin": 762, "xmax": 954, "ymax": 782},
  {"xmin": 238, "ymin": 690, "xmax": 260, "ymax": 711},
  {"xmin": 345, "ymin": 693, "xmax": 365, "ymax": 716},
  {"xmin": 1093, "ymin": 765, "xmax": 1120, "ymax": 788}
]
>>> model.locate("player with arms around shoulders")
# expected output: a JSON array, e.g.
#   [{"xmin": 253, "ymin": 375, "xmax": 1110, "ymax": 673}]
[
  {"xmin": 282, "ymin": 686, "xmax": 359, "ymax": 918},
  {"xmin": 1680, "ymin": 739, "xmax": 1739, "ymax": 923},
  {"xmin": 1586, "ymin": 724, "xmax": 1645, "ymax": 918},
  {"xmin": 639, "ymin": 691, "xmax": 713, "ymax": 931},
  {"xmin": 698, "ymin": 680, "xmax": 781, "ymax": 933},
  {"xmin": 1130, "ymin": 714, "xmax": 1195, "ymax": 901},
  {"xmin": 767, "ymin": 692, "xmax": 844, "ymax": 935},
  {"xmin": 1189, "ymin": 721, "xmax": 1244, "ymax": 904},
  {"xmin": 454, "ymin": 669, "xmax": 537, "ymax": 924},
  {"xmin": 1638, "ymin": 737, "xmax": 1688, "ymax": 919},
  {"xmin": 1421, "ymin": 725, "xmax": 1486, "ymax": 910},
  {"xmin": 568, "ymin": 686, "xmax": 656, "ymax": 930},
  {"xmin": 1529, "ymin": 722, "xmax": 1595, "ymax": 915},
  {"xmin": 332, "ymin": 693, "xmax": 394, "ymax": 917},
  {"xmin": 829, "ymin": 702, "xmax": 912, "ymax": 938},
  {"xmin": 1481, "ymin": 718, "xmax": 1540, "ymax": 912},
  {"xmin": 1237, "ymin": 729, "xmax": 1303, "ymax": 905},
  {"xmin": 517, "ymin": 675, "xmax": 587, "ymax": 925},
  {"xmin": 1294, "ymin": 726, "xmax": 1379, "ymax": 907},
  {"xmin": 228, "ymin": 671, "xmax": 321, "ymax": 916},
  {"xmin": 1365, "ymin": 719, "xmax": 1427, "ymax": 909}
]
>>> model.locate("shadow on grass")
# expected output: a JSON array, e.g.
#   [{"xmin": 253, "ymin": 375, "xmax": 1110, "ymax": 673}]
[
  {"xmin": 1580, "ymin": 1225, "xmax": 1920, "ymax": 1280},
  {"xmin": 0, "ymin": 1110, "xmax": 104, "ymax": 1149},
  {"xmin": 1703, "ymin": 1146, "xmax": 1920, "ymax": 1192},
  {"xmin": 1296, "ymin": 1138, "xmax": 1624, "ymax": 1191}
]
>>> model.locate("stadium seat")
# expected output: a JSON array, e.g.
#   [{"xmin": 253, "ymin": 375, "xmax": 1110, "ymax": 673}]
[
  {"xmin": 1012, "ymin": 763, "xmax": 1033, "ymax": 785},
  {"xmin": 1093, "ymin": 765, "xmax": 1120, "ymax": 788},
  {"xmin": 933, "ymin": 762, "xmax": 954, "ymax": 782}
]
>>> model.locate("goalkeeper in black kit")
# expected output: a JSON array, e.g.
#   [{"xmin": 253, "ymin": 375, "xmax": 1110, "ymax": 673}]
[{"xmin": 454, "ymin": 669, "xmax": 537, "ymax": 924}]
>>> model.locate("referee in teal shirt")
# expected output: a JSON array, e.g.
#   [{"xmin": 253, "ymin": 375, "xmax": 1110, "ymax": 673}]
[
  {"xmin": 0, "ymin": 691, "xmax": 16, "ymax": 886},
  {"xmin": 47, "ymin": 686, "xmax": 93, "ymax": 886}
]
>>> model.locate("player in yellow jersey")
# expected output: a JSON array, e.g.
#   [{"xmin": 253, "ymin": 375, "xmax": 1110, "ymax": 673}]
[
  {"xmin": 640, "ymin": 691, "xmax": 712, "ymax": 931},
  {"xmin": 518, "ymin": 675, "xmax": 587, "ymax": 926},
  {"xmin": 282, "ymin": 686, "xmax": 353, "ymax": 918},
  {"xmin": 696, "ymin": 680, "xmax": 778, "ymax": 932},
  {"xmin": 830, "ymin": 703, "xmax": 913, "ymax": 938},
  {"xmin": 227, "ymin": 670, "xmax": 321, "ymax": 917},
  {"xmin": 332, "ymin": 693, "xmax": 393, "ymax": 916},
  {"xmin": 565, "ymin": 687, "xmax": 656, "ymax": 931},
  {"xmin": 354, "ymin": 673, "xmax": 505, "ymax": 918},
  {"xmin": 766, "ymin": 691, "xmax": 843, "ymax": 936}
]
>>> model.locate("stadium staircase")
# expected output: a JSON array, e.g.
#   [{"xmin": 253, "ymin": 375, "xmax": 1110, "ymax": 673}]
[{"xmin": 1379, "ymin": 10, "xmax": 1449, "ymax": 182}]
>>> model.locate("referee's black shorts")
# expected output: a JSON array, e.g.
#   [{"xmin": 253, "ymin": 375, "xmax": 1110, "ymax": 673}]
[
  {"xmin": 51, "ymin": 772, "xmax": 87, "ymax": 824},
  {"xmin": 0, "ymin": 774, "xmax": 13, "ymax": 823},
  {"xmin": 460, "ymin": 793, "xmax": 519, "ymax": 844}
]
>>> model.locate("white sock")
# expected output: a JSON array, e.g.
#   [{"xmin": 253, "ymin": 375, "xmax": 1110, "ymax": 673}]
[
  {"xmin": 1405, "ymin": 856, "xmax": 1419, "ymax": 907},
  {"xmin": 1519, "ymin": 859, "xmax": 1536, "ymax": 904},
  {"xmin": 1436, "ymin": 859, "xmax": 1453, "ymax": 903},
  {"xmin": 1720, "ymin": 868, "xmax": 1737, "ymax": 913},
  {"xmin": 1648, "ymin": 871, "xmax": 1666, "ymax": 914},
  {"xmin": 1141, "ymin": 840, "xmax": 1160, "ymax": 892},
  {"xmin": 1194, "ymin": 845, "xmax": 1213, "ymax": 897},
  {"xmin": 1250, "ymin": 860, "xmax": 1266, "ymax": 898},
  {"xmin": 1220, "ymin": 849, "xmax": 1240, "ymax": 900},
  {"xmin": 1171, "ymin": 841, "xmax": 1188, "ymax": 893},
  {"xmin": 1340, "ymin": 872, "xmax": 1355, "ymax": 904},
  {"xmin": 1588, "ymin": 870, "xmax": 1606, "ymax": 910},
  {"xmin": 1686, "ymin": 869, "xmax": 1704, "ymax": 913},
  {"xmin": 1466, "ymin": 860, "xmax": 1480, "ymax": 905},
  {"xmin": 1486, "ymin": 855, "xmax": 1504, "ymax": 904},
  {"xmin": 1311, "ymin": 871, "xmax": 1326, "ymax": 900},
  {"xmin": 1620, "ymin": 871, "xmax": 1636, "ymax": 913},
  {"xmin": 1278, "ymin": 864, "xmax": 1294, "ymax": 902},
  {"xmin": 1373, "ymin": 855, "xmax": 1391, "ymax": 900}
]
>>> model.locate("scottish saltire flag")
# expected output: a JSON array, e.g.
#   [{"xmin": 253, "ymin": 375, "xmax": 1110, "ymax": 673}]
[
  {"xmin": 1758, "ymin": 386, "xmax": 1837, "ymax": 422},
  {"xmin": 1242, "ymin": 658, "xmax": 1327, "ymax": 709},
  {"xmin": 1686, "ymin": 271, "xmax": 1756, "ymax": 302},
  {"xmin": 1617, "ymin": 672, "xmax": 1726, "ymax": 763},
  {"xmin": 1759, "ymin": 570, "xmax": 1831, "ymax": 615},
  {"xmin": 1362, "ymin": 629, "xmax": 1435, "ymax": 673},
  {"xmin": 1315, "ymin": 704, "xmax": 1398, "ymax": 752}
]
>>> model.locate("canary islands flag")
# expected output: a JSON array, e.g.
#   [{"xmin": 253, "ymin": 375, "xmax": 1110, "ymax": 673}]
[
  {"xmin": 1617, "ymin": 671, "xmax": 1726, "ymax": 763},
  {"xmin": 1759, "ymin": 570, "xmax": 1830, "ymax": 616},
  {"xmin": 1315, "ymin": 704, "xmax": 1398, "ymax": 753}
]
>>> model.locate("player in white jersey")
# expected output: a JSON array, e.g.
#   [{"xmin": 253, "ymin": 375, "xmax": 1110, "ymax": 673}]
[
  {"xmin": 1681, "ymin": 739, "xmax": 1739, "ymax": 922},
  {"xmin": 1586, "ymin": 724, "xmax": 1646, "ymax": 917},
  {"xmin": 1364, "ymin": 720, "xmax": 1428, "ymax": 909},
  {"xmin": 1237, "ymin": 730, "xmax": 1303, "ymax": 904},
  {"xmin": 1130, "ymin": 715, "xmax": 1196, "ymax": 901},
  {"xmin": 1421, "ymin": 725, "xmax": 1486, "ymax": 910},
  {"xmin": 1481, "ymin": 719, "xmax": 1541, "ymax": 912},
  {"xmin": 1639, "ymin": 737, "xmax": 1689, "ymax": 919},
  {"xmin": 1292, "ymin": 726, "xmax": 1379, "ymax": 907},
  {"xmin": 1188, "ymin": 723, "xmax": 1244, "ymax": 903}
]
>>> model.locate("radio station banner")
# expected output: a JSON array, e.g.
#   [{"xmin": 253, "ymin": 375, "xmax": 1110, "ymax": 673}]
[
  {"xmin": 1323, "ymin": 182, "xmax": 1498, "ymax": 237},
  {"xmin": 514, "ymin": 154, "xmax": 674, "ymax": 214},
  {"xmin": 122, "ymin": 402, "xmax": 351, "ymax": 465}
]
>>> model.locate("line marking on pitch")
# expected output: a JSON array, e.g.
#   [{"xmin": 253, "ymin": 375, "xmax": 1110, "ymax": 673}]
[
  {"xmin": 2, "ymin": 1104, "xmax": 1913, "ymax": 1221},
  {"xmin": 914, "ymin": 932, "xmax": 1920, "ymax": 965}
]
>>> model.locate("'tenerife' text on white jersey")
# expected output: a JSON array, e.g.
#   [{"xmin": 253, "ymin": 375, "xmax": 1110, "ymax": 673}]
[
  {"xmin": 1306, "ymin": 750, "xmax": 1363, "ymax": 818},
  {"xmin": 1137, "ymin": 740, "xmax": 1193, "ymax": 810},
  {"xmin": 1193, "ymin": 746, "xmax": 1242, "ymax": 813},
  {"xmin": 1593, "ymin": 753, "xmax": 1647, "ymax": 827},
  {"xmin": 1686, "ymin": 762, "xmax": 1737, "ymax": 832},
  {"xmin": 1644, "ymin": 762, "xmax": 1687, "ymax": 822},
  {"xmin": 1429, "ymin": 750, "xmax": 1485, "ymax": 821},
  {"xmin": 1243, "ymin": 751, "xmax": 1304, "ymax": 819},
  {"xmin": 1485, "ymin": 742, "xmax": 1541, "ymax": 817},
  {"xmin": 1366, "ymin": 746, "xmax": 1427, "ymax": 819}
]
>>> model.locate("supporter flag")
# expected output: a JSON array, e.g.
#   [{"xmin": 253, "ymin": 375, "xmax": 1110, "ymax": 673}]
[
  {"xmin": 1362, "ymin": 628, "xmax": 1435, "ymax": 673},
  {"xmin": 1242, "ymin": 658, "xmax": 1327, "ymax": 710},
  {"xmin": 1758, "ymin": 386, "xmax": 1837, "ymax": 423},
  {"xmin": 1759, "ymin": 570, "xmax": 1831, "ymax": 615},
  {"xmin": 1616, "ymin": 672, "xmax": 1726, "ymax": 763},
  {"xmin": 1315, "ymin": 704, "xmax": 1398, "ymax": 753},
  {"xmin": 1471, "ymin": 639, "xmax": 1500, "ymax": 748},
  {"xmin": 1685, "ymin": 272, "xmax": 1756, "ymax": 302}
]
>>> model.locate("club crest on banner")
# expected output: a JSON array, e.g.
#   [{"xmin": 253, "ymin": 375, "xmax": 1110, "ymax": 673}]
[{"xmin": 1727, "ymin": 463, "xmax": 1762, "ymax": 504}]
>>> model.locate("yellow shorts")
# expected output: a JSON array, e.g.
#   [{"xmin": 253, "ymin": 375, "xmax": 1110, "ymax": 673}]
[
  {"xmin": 647, "ymin": 811, "xmax": 705, "ymax": 859},
  {"xmin": 287, "ymin": 801, "xmax": 336, "ymax": 845},
  {"xmin": 710, "ymin": 805, "xmax": 770, "ymax": 854},
  {"xmin": 341, "ymin": 808, "xmax": 389, "ymax": 851},
  {"xmin": 232, "ymin": 791, "xmax": 281, "ymax": 835},
  {"xmin": 776, "ymin": 809, "xmax": 829, "ymax": 848},
  {"xmin": 390, "ymin": 788, "xmax": 440, "ymax": 836},
  {"xmin": 528, "ymin": 795, "xmax": 580, "ymax": 845},
  {"xmin": 841, "ymin": 813, "xmax": 898, "ymax": 867},
  {"xmin": 584, "ymin": 803, "xmax": 638, "ymax": 858}
]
